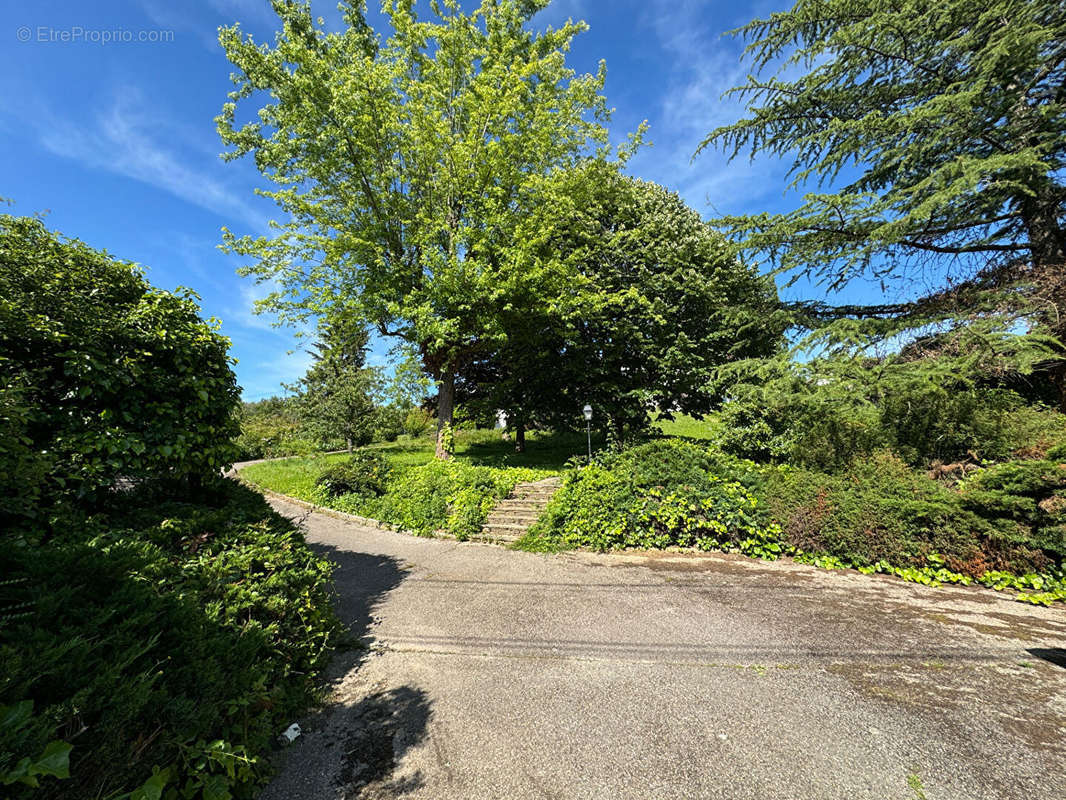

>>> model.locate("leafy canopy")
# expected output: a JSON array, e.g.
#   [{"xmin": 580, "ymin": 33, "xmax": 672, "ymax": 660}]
[
  {"xmin": 486, "ymin": 163, "xmax": 786, "ymax": 436},
  {"xmin": 217, "ymin": 0, "xmax": 627, "ymax": 381},
  {"xmin": 700, "ymin": 0, "xmax": 1066, "ymax": 290}
]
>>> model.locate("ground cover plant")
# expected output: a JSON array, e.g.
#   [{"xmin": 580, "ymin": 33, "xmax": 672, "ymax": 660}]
[
  {"xmin": 0, "ymin": 217, "xmax": 341, "ymax": 798},
  {"xmin": 1, "ymin": 482, "xmax": 342, "ymax": 799},
  {"xmin": 519, "ymin": 437, "xmax": 1066, "ymax": 605},
  {"xmin": 239, "ymin": 430, "xmax": 562, "ymax": 540}
]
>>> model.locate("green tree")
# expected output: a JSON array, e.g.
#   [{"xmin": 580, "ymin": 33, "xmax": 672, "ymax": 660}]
[
  {"xmin": 701, "ymin": 0, "xmax": 1065, "ymax": 289},
  {"xmin": 296, "ymin": 315, "xmax": 377, "ymax": 452},
  {"xmin": 492, "ymin": 164, "xmax": 786, "ymax": 441},
  {"xmin": 217, "ymin": 0, "xmax": 626, "ymax": 458},
  {"xmin": 380, "ymin": 344, "xmax": 433, "ymax": 411}
]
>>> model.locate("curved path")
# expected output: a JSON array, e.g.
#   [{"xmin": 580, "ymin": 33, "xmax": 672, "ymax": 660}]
[{"xmin": 259, "ymin": 493, "xmax": 1066, "ymax": 800}]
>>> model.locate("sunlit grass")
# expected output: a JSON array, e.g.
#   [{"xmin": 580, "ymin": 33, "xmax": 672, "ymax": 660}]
[
  {"xmin": 653, "ymin": 413, "xmax": 723, "ymax": 441},
  {"xmin": 238, "ymin": 429, "xmax": 587, "ymax": 499}
]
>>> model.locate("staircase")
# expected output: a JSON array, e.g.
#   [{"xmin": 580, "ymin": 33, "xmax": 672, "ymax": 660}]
[{"xmin": 475, "ymin": 476, "xmax": 562, "ymax": 544}]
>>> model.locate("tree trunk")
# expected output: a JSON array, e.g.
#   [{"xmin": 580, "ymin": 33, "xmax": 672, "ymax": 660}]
[
  {"xmin": 346, "ymin": 436, "xmax": 353, "ymax": 454},
  {"xmin": 1021, "ymin": 195, "xmax": 1066, "ymax": 411},
  {"xmin": 514, "ymin": 421, "xmax": 526, "ymax": 453},
  {"xmin": 435, "ymin": 369, "xmax": 455, "ymax": 460}
]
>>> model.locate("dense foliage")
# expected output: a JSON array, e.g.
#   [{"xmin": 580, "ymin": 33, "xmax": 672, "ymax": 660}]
[
  {"xmin": 764, "ymin": 452, "xmax": 1063, "ymax": 576},
  {"xmin": 716, "ymin": 353, "xmax": 1066, "ymax": 470},
  {"xmin": 0, "ymin": 216, "xmax": 340, "ymax": 798},
  {"xmin": 480, "ymin": 165, "xmax": 787, "ymax": 440},
  {"xmin": 0, "ymin": 482, "xmax": 341, "ymax": 799},
  {"xmin": 523, "ymin": 437, "xmax": 1066, "ymax": 604},
  {"xmin": 0, "ymin": 215, "xmax": 240, "ymax": 520},
  {"xmin": 218, "ymin": 0, "xmax": 622, "ymax": 457},
  {"xmin": 531, "ymin": 440, "xmax": 781, "ymax": 555},
  {"xmin": 315, "ymin": 450, "xmax": 392, "ymax": 499}
]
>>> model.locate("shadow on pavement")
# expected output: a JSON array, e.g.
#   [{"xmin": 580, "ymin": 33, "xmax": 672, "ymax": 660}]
[
  {"xmin": 261, "ymin": 540, "xmax": 431, "ymax": 799},
  {"xmin": 1028, "ymin": 647, "xmax": 1066, "ymax": 669},
  {"xmin": 337, "ymin": 686, "xmax": 433, "ymax": 797},
  {"xmin": 312, "ymin": 544, "xmax": 408, "ymax": 640}
]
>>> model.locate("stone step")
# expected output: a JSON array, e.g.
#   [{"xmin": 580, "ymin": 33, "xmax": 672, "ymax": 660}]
[
  {"xmin": 473, "ymin": 532, "xmax": 521, "ymax": 544},
  {"xmin": 474, "ymin": 477, "xmax": 563, "ymax": 544},
  {"xmin": 485, "ymin": 516, "xmax": 541, "ymax": 526}
]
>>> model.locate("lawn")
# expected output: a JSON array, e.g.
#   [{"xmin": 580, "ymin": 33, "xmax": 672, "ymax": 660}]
[
  {"xmin": 653, "ymin": 413, "xmax": 723, "ymax": 441},
  {"xmin": 238, "ymin": 427, "xmax": 594, "ymax": 501}
]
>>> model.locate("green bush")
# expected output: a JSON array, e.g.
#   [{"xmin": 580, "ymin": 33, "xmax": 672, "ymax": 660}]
[
  {"xmin": 959, "ymin": 460, "xmax": 1066, "ymax": 563},
  {"xmin": 402, "ymin": 407, "xmax": 433, "ymax": 438},
  {"xmin": 0, "ymin": 481, "xmax": 341, "ymax": 799},
  {"xmin": 718, "ymin": 358, "xmax": 1066, "ymax": 470},
  {"xmin": 373, "ymin": 406, "xmax": 405, "ymax": 443},
  {"xmin": 597, "ymin": 438, "xmax": 763, "ymax": 492},
  {"xmin": 763, "ymin": 452, "xmax": 1057, "ymax": 575},
  {"xmin": 373, "ymin": 461, "xmax": 552, "ymax": 539},
  {"xmin": 315, "ymin": 450, "xmax": 392, "ymax": 498},
  {"xmin": 0, "ymin": 215, "xmax": 240, "ymax": 513},
  {"xmin": 531, "ymin": 440, "xmax": 779, "ymax": 555}
]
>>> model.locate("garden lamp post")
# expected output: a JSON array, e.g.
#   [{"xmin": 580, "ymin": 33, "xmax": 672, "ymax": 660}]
[{"xmin": 583, "ymin": 404, "xmax": 593, "ymax": 465}]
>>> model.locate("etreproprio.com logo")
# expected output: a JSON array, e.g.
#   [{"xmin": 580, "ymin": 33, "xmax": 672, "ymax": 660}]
[{"xmin": 16, "ymin": 25, "xmax": 175, "ymax": 44}]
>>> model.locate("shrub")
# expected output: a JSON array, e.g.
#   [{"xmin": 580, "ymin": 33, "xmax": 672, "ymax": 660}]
[
  {"xmin": 531, "ymin": 440, "xmax": 779, "ymax": 555},
  {"xmin": 0, "ymin": 215, "xmax": 240, "ymax": 514},
  {"xmin": 718, "ymin": 356, "xmax": 1066, "ymax": 470},
  {"xmin": 374, "ymin": 461, "xmax": 552, "ymax": 539},
  {"xmin": 373, "ymin": 406, "xmax": 405, "ymax": 443},
  {"xmin": 315, "ymin": 450, "xmax": 392, "ymax": 498},
  {"xmin": 718, "ymin": 376, "xmax": 888, "ymax": 470},
  {"xmin": 959, "ymin": 460, "xmax": 1066, "ymax": 563},
  {"xmin": 763, "ymin": 452, "xmax": 1057, "ymax": 575},
  {"xmin": 0, "ymin": 481, "xmax": 341, "ymax": 800},
  {"xmin": 402, "ymin": 407, "xmax": 433, "ymax": 437},
  {"xmin": 598, "ymin": 438, "xmax": 763, "ymax": 492}
]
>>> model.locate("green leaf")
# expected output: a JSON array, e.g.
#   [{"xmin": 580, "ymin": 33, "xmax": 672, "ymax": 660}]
[{"xmin": 29, "ymin": 741, "xmax": 72, "ymax": 780}]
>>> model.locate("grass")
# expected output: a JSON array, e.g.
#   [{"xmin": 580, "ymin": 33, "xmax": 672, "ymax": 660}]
[
  {"xmin": 239, "ymin": 428, "xmax": 592, "ymax": 502},
  {"xmin": 653, "ymin": 413, "xmax": 723, "ymax": 441},
  {"xmin": 239, "ymin": 418, "xmax": 722, "ymax": 504}
]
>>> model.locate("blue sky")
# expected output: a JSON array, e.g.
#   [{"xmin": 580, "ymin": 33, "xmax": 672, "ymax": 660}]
[{"xmin": 3, "ymin": 0, "xmax": 861, "ymax": 400}]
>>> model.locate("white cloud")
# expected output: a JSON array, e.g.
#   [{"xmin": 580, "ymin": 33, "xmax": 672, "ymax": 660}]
[
  {"xmin": 139, "ymin": 0, "xmax": 280, "ymax": 50},
  {"xmin": 35, "ymin": 87, "xmax": 270, "ymax": 231},
  {"xmin": 626, "ymin": 0, "xmax": 801, "ymax": 219}
]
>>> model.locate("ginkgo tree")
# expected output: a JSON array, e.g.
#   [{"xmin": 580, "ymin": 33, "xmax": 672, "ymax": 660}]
[{"xmin": 218, "ymin": 0, "xmax": 631, "ymax": 458}]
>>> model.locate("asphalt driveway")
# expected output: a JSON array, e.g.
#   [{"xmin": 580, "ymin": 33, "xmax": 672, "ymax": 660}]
[{"xmin": 260, "ymin": 496, "xmax": 1066, "ymax": 800}]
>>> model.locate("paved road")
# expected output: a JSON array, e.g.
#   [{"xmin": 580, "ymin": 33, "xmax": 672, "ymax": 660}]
[{"xmin": 260, "ymin": 496, "xmax": 1066, "ymax": 800}]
